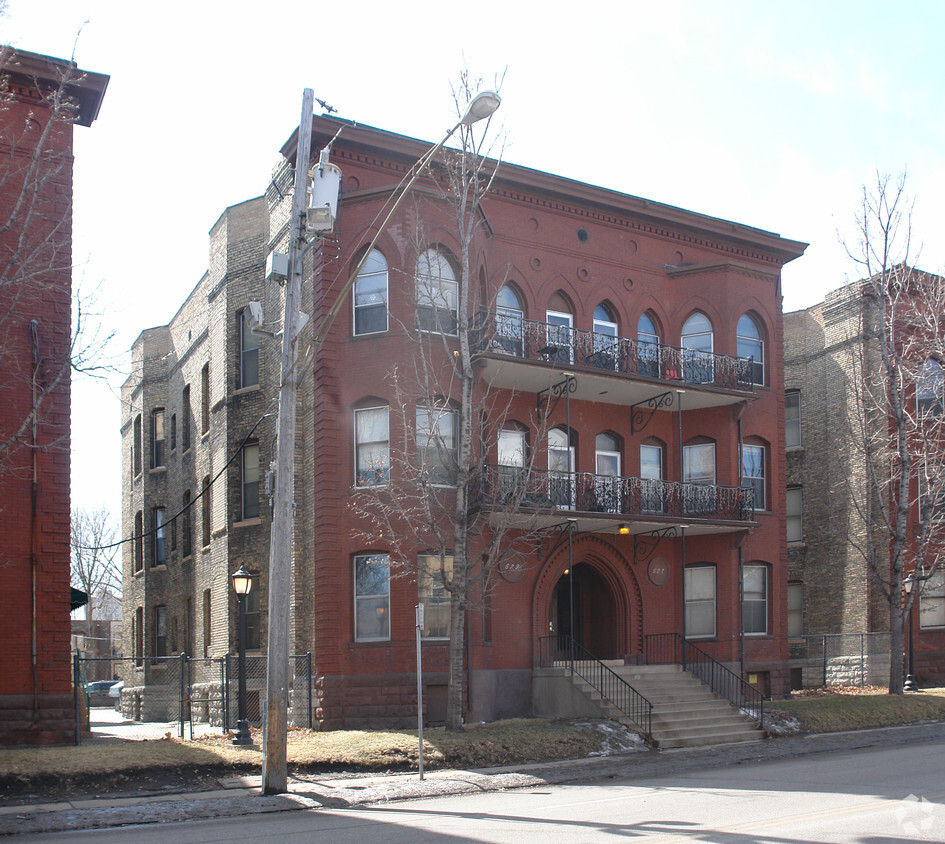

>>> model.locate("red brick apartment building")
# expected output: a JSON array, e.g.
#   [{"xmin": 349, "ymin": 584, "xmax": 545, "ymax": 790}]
[
  {"xmin": 0, "ymin": 48, "xmax": 107, "ymax": 745},
  {"xmin": 122, "ymin": 113, "xmax": 805, "ymax": 729}
]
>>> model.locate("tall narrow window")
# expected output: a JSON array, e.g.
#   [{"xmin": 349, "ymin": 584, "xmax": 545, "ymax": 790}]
[
  {"xmin": 182, "ymin": 490, "xmax": 192, "ymax": 557},
  {"xmin": 181, "ymin": 385, "xmax": 192, "ymax": 451},
  {"xmin": 134, "ymin": 607, "xmax": 144, "ymax": 666},
  {"xmin": 418, "ymin": 554, "xmax": 452, "ymax": 639},
  {"xmin": 239, "ymin": 308, "xmax": 259, "ymax": 387},
  {"xmin": 637, "ymin": 312, "xmax": 660, "ymax": 377},
  {"xmin": 241, "ymin": 443, "xmax": 260, "ymax": 520},
  {"xmin": 741, "ymin": 444, "xmax": 766, "ymax": 511},
  {"xmin": 354, "ymin": 249, "xmax": 388, "ymax": 335},
  {"xmin": 591, "ymin": 304, "xmax": 618, "ymax": 370},
  {"xmin": 416, "ymin": 248, "xmax": 458, "ymax": 335},
  {"xmin": 787, "ymin": 582, "xmax": 804, "ymax": 637},
  {"xmin": 545, "ymin": 295, "xmax": 574, "ymax": 365},
  {"xmin": 786, "ymin": 486, "xmax": 803, "ymax": 543},
  {"xmin": 498, "ymin": 427, "xmax": 526, "ymax": 497},
  {"xmin": 495, "ymin": 285, "xmax": 524, "ymax": 356},
  {"xmin": 133, "ymin": 511, "xmax": 143, "ymax": 573},
  {"xmin": 202, "ymin": 589, "xmax": 211, "ymax": 657},
  {"xmin": 737, "ymin": 313, "xmax": 765, "ymax": 386},
  {"xmin": 184, "ymin": 597, "xmax": 193, "ymax": 655},
  {"xmin": 201, "ymin": 475, "xmax": 211, "ymax": 547},
  {"xmin": 170, "ymin": 414, "xmax": 177, "ymax": 452},
  {"xmin": 683, "ymin": 442, "xmax": 715, "ymax": 514},
  {"xmin": 355, "ymin": 406, "xmax": 390, "ymax": 486},
  {"xmin": 152, "ymin": 507, "xmax": 166, "ymax": 566},
  {"xmin": 416, "ymin": 402, "xmax": 457, "ymax": 485},
  {"xmin": 355, "ymin": 553, "xmax": 391, "ymax": 641},
  {"xmin": 681, "ymin": 312, "xmax": 714, "ymax": 384},
  {"xmin": 595, "ymin": 432, "xmax": 621, "ymax": 512},
  {"xmin": 640, "ymin": 443, "xmax": 664, "ymax": 513},
  {"xmin": 153, "ymin": 606, "xmax": 168, "ymax": 657},
  {"xmin": 742, "ymin": 565, "xmax": 768, "ymax": 634},
  {"xmin": 245, "ymin": 589, "xmax": 261, "ymax": 650},
  {"xmin": 201, "ymin": 363, "xmax": 210, "ymax": 434},
  {"xmin": 132, "ymin": 414, "xmax": 142, "ymax": 477},
  {"xmin": 917, "ymin": 358, "xmax": 944, "ymax": 416},
  {"xmin": 785, "ymin": 390, "xmax": 801, "ymax": 448},
  {"xmin": 920, "ymin": 569, "xmax": 945, "ymax": 628},
  {"xmin": 685, "ymin": 565, "xmax": 716, "ymax": 638},
  {"xmin": 548, "ymin": 427, "xmax": 575, "ymax": 509},
  {"xmin": 151, "ymin": 408, "xmax": 165, "ymax": 468}
]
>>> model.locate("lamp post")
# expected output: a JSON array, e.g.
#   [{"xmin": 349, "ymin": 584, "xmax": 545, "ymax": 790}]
[
  {"xmin": 232, "ymin": 564, "xmax": 254, "ymax": 745},
  {"xmin": 262, "ymin": 88, "xmax": 501, "ymax": 794},
  {"xmin": 903, "ymin": 572, "xmax": 918, "ymax": 693}
]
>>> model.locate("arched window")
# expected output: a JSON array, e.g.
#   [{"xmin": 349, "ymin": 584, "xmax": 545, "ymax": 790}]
[
  {"xmin": 737, "ymin": 313, "xmax": 765, "ymax": 386},
  {"xmin": 495, "ymin": 285, "xmax": 524, "ymax": 356},
  {"xmin": 640, "ymin": 439, "xmax": 664, "ymax": 513},
  {"xmin": 741, "ymin": 440, "xmax": 767, "ymax": 511},
  {"xmin": 545, "ymin": 293, "xmax": 573, "ymax": 365},
  {"xmin": 917, "ymin": 358, "xmax": 944, "ymax": 416},
  {"xmin": 354, "ymin": 249, "xmax": 388, "ymax": 335},
  {"xmin": 548, "ymin": 427, "xmax": 575, "ymax": 508},
  {"xmin": 682, "ymin": 312, "xmax": 714, "ymax": 384},
  {"xmin": 637, "ymin": 312, "xmax": 660, "ymax": 377},
  {"xmin": 590, "ymin": 304, "xmax": 618, "ymax": 370},
  {"xmin": 416, "ymin": 248, "xmax": 457, "ymax": 335}
]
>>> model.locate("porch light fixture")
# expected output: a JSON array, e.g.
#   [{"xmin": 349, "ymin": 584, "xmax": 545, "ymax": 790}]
[{"xmin": 618, "ymin": 524, "xmax": 630, "ymax": 535}]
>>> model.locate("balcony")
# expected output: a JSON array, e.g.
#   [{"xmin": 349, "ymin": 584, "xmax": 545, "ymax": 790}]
[
  {"xmin": 470, "ymin": 464, "xmax": 755, "ymax": 536},
  {"xmin": 474, "ymin": 313, "xmax": 756, "ymax": 411}
]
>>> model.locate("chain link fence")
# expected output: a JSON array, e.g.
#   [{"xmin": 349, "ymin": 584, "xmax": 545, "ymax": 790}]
[
  {"xmin": 788, "ymin": 633, "xmax": 891, "ymax": 689},
  {"xmin": 74, "ymin": 652, "xmax": 312, "ymax": 744}
]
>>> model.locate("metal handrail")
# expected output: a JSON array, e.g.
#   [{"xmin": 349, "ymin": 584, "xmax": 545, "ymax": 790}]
[
  {"xmin": 538, "ymin": 635, "xmax": 653, "ymax": 739},
  {"xmin": 471, "ymin": 464, "xmax": 754, "ymax": 522},
  {"xmin": 476, "ymin": 312, "xmax": 755, "ymax": 392},
  {"xmin": 645, "ymin": 633, "xmax": 764, "ymax": 727}
]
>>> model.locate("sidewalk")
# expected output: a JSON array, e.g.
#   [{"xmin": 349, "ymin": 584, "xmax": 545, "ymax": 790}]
[{"xmin": 3, "ymin": 721, "xmax": 945, "ymax": 837}]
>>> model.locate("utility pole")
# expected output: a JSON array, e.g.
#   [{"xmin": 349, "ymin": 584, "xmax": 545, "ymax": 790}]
[{"xmin": 262, "ymin": 88, "xmax": 313, "ymax": 795}]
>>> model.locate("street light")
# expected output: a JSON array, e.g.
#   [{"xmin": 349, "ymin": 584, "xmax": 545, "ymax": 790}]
[
  {"xmin": 903, "ymin": 572, "xmax": 918, "ymax": 693},
  {"xmin": 232, "ymin": 564, "xmax": 254, "ymax": 745}
]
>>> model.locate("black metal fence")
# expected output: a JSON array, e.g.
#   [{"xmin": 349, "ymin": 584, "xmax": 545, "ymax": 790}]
[
  {"xmin": 74, "ymin": 652, "xmax": 312, "ymax": 744},
  {"xmin": 645, "ymin": 633, "xmax": 764, "ymax": 726}
]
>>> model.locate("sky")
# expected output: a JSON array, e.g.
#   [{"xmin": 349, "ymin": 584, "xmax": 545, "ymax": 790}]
[{"xmin": 3, "ymin": 0, "xmax": 944, "ymax": 522}]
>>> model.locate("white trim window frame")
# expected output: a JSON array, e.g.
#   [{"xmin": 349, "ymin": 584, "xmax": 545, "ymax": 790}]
[
  {"xmin": 355, "ymin": 406, "xmax": 390, "ymax": 487},
  {"xmin": 685, "ymin": 565, "xmax": 716, "ymax": 638},
  {"xmin": 742, "ymin": 564, "xmax": 768, "ymax": 635},
  {"xmin": 354, "ymin": 553, "xmax": 391, "ymax": 641},
  {"xmin": 354, "ymin": 249, "xmax": 389, "ymax": 336}
]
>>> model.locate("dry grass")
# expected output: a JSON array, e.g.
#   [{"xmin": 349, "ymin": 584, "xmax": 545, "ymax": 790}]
[
  {"xmin": 0, "ymin": 718, "xmax": 621, "ymax": 781},
  {"xmin": 770, "ymin": 687, "xmax": 945, "ymax": 733}
]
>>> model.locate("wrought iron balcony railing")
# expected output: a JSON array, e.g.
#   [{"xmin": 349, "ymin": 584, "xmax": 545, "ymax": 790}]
[
  {"xmin": 476, "ymin": 312, "xmax": 755, "ymax": 392},
  {"xmin": 470, "ymin": 464, "xmax": 754, "ymax": 522}
]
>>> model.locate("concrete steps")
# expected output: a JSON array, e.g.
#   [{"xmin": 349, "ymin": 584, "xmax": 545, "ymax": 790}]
[{"xmin": 564, "ymin": 661, "xmax": 763, "ymax": 749}]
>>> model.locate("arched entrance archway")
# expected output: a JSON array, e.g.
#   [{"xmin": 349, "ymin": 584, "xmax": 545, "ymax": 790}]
[{"xmin": 550, "ymin": 562, "xmax": 622, "ymax": 659}]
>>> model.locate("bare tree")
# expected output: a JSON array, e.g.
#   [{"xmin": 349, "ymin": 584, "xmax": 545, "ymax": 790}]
[
  {"xmin": 837, "ymin": 171, "xmax": 945, "ymax": 693},
  {"xmin": 351, "ymin": 74, "xmax": 561, "ymax": 731},
  {"xmin": 0, "ymin": 45, "xmax": 115, "ymax": 484},
  {"xmin": 71, "ymin": 506, "xmax": 120, "ymax": 639}
]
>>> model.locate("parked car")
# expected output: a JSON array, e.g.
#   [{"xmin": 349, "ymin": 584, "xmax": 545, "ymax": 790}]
[
  {"xmin": 84, "ymin": 680, "xmax": 115, "ymax": 708},
  {"xmin": 108, "ymin": 680, "xmax": 123, "ymax": 710}
]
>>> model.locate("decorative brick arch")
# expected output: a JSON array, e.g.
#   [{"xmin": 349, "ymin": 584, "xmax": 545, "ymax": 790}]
[{"xmin": 531, "ymin": 533, "xmax": 644, "ymax": 661}]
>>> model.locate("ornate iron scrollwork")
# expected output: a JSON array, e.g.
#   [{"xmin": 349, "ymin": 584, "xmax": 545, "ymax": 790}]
[
  {"xmin": 630, "ymin": 390, "xmax": 675, "ymax": 435},
  {"xmin": 538, "ymin": 519, "xmax": 577, "ymax": 563},
  {"xmin": 633, "ymin": 525, "xmax": 680, "ymax": 565},
  {"xmin": 537, "ymin": 374, "xmax": 577, "ymax": 415}
]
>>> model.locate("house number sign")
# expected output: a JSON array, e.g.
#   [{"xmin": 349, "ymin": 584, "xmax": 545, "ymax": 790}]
[{"xmin": 648, "ymin": 556, "xmax": 670, "ymax": 586}]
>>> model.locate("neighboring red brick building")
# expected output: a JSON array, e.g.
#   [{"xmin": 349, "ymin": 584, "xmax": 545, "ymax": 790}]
[
  {"xmin": 0, "ymin": 48, "xmax": 107, "ymax": 745},
  {"xmin": 122, "ymin": 113, "xmax": 805, "ymax": 729}
]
